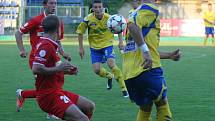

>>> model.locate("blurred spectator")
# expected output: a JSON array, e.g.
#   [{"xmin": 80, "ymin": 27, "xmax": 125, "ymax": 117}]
[
  {"xmin": 2, "ymin": 0, "xmax": 10, "ymax": 7},
  {"xmin": 0, "ymin": 0, "xmax": 3, "ymax": 7},
  {"xmin": 10, "ymin": 1, "xmax": 18, "ymax": 7}
]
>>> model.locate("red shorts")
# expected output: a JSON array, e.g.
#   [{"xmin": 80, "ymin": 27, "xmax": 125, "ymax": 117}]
[{"xmin": 36, "ymin": 90, "xmax": 79, "ymax": 119}]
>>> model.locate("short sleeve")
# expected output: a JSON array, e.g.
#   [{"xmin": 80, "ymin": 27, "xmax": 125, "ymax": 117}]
[
  {"xmin": 19, "ymin": 18, "xmax": 39, "ymax": 34},
  {"xmin": 203, "ymin": 11, "xmax": 207, "ymax": 19},
  {"xmin": 128, "ymin": 11, "xmax": 146, "ymax": 29},
  {"xmin": 76, "ymin": 16, "xmax": 89, "ymax": 34}
]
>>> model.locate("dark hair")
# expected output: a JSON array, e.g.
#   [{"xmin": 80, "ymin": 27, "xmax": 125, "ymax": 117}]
[
  {"xmin": 43, "ymin": 0, "xmax": 49, "ymax": 5},
  {"xmin": 93, "ymin": 0, "xmax": 102, "ymax": 4},
  {"xmin": 42, "ymin": 15, "xmax": 59, "ymax": 33}
]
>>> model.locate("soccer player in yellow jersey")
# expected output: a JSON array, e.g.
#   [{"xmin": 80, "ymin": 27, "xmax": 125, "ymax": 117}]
[
  {"xmin": 203, "ymin": 3, "xmax": 215, "ymax": 46},
  {"xmin": 76, "ymin": 0, "xmax": 128, "ymax": 97},
  {"xmin": 122, "ymin": 0, "xmax": 180, "ymax": 120}
]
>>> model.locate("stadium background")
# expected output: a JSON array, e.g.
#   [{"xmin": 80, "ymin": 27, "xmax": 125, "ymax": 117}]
[{"xmin": 0, "ymin": 0, "xmax": 215, "ymax": 42}]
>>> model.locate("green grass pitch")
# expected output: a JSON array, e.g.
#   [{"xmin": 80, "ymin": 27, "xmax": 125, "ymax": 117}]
[{"xmin": 0, "ymin": 42, "xmax": 215, "ymax": 121}]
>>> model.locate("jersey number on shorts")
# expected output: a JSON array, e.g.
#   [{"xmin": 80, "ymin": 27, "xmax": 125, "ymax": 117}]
[{"xmin": 60, "ymin": 95, "xmax": 70, "ymax": 104}]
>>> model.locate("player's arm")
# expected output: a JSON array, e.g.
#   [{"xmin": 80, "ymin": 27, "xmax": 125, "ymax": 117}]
[
  {"xmin": 76, "ymin": 19, "xmax": 88, "ymax": 59},
  {"xmin": 127, "ymin": 22, "xmax": 152, "ymax": 69},
  {"xmin": 15, "ymin": 18, "xmax": 38, "ymax": 58},
  {"xmin": 117, "ymin": 32, "xmax": 124, "ymax": 50},
  {"xmin": 57, "ymin": 41, "xmax": 71, "ymax": 61},
  {"xmin": 159, "ymin": 49, "xmax": 181, "ymax": 61},
  {"xmin": 15, "ymin": 30, "xmax": 27, "ymax": 58},
  {"xmin": 32, "ymin": 45, "xmax": 72, "ymax": 75},
  {"xmin": 32, "ymin": 61, "xmax": 72, "ymax": 75},
  {"xmin": 78, "ymin": 33, "xmax": 84, "ymax": 59},
  {"xmin": 204, "ymin": 19, "xmax": 214, "ymax": 25}
]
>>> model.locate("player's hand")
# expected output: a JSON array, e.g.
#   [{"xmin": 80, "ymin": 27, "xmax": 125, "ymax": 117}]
[
  {"xmin": 118, "ymin": 41, "xmax": 125, "ymax": 50},
  {"xmin": 170, "ymin": 49, "xmax": 181, "ymax": 61},
  {"xmin": 62, "ymin": 53, "xmax": 71, "ymax": 61},
  {"xmin": 79, "ymin": 47, "xmax": 85, "ymax": 59},
  {"xmin": 56, "ymin": 61, "xmax": 73, "ymax": 73},
  {"xmin": 65, "ymin": 64, "xmax": 78, "ymax": 75},
  {"xmin": 20, "ymin": 50, "xmax": 27, "ymax": 58},
  {"xmin": 142, "ymin": 51, "xmax": 152, "ymax": 69}
]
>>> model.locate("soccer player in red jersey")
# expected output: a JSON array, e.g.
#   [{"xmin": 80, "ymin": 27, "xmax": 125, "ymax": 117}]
[
  {"xmin": 15, "ymin": 0, "xmax": 71, "ymax": 118},
  {"xmin": 32, "ymin": 14, "xmax": 95, "ymax": 121}
]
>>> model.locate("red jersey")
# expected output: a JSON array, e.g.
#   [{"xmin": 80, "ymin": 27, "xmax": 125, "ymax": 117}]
[
  {"xmin": 19, "ymin": 12, "xmax": 64, "ymax": 62},
  {"xmin": 33, "ymin": 37, "xmax": 64, "ymax": 95}
]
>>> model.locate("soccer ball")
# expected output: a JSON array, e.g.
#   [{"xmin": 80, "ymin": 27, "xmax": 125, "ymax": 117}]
[{"xmin": 107, "ymin": 14, "xmax": 127, "ymax": 34}]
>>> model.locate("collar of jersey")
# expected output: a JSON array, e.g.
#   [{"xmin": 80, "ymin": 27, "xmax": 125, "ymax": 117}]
[{"xmin": 40, "ymin": 37, "xmax": 59, "ymax": 47}]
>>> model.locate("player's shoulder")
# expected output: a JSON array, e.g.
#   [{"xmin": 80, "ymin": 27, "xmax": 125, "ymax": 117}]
[
  {"xmin": 39, "ymin": 38, "xmax": 56, "ymax": 47},
  {"xmin": 28, "ymin": 13, "xmax": 44, "ymax": 23},
  {"xmin": 84, "ymin": 13, "xmax": 94, "ymax": 21},
  {"xmin": 104, "ymin": 13, "xmax": 111, "ymax": 17}
]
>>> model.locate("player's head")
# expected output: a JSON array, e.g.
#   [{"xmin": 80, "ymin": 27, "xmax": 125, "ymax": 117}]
[
  {"xmin": 131, "ymin": 0, "xmax": 140, "ymax": 9},
  {"xmin": 42, "ymin": 15, "xmax": 59, "ymax": 35},
  {"xmin": 208, "ymin": 3, "xmax": 212, "ymax": 11},
  {"xmin": 43, "ymin": 0, "xmax": 57, "ymax": 15},
  {"xmin": 92, "ymin": 0, "xmax": 104, "ymax": 16}
]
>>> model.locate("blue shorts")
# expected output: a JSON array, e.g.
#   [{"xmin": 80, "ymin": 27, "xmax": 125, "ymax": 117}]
[
  {"xmin": 90, "ymin": 46, "xmax": 115, "ymax": 64},
  {"xmin": 205, "ymin": 27, "xmax": 214, "ymax": 35},
  {"xmin": 125, "ymin": 67, "xmax": 167, "ymax": 106}
]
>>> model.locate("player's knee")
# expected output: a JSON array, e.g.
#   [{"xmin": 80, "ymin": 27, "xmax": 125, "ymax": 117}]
[
  {"xmin": 94, "ymin": 69, "xmax": 100, "ymax": 75},
  {"xmin": 72, "ymin": 115, "xmax": 89, "ymax": 121},
  {"xmin": 83, "ymin": 100, "xmax": 95, "ymax": 114},
  {"xmin": 87, "ymin": 101, "xmax": 96, "ymax": 112},
  {"xmin": 65, "ymin": 113, "xmax": 89, "ymax": 121},
  {"xmin": 140, "ymin": 103, "xmax": 153, "ymax": 112},
  {"xmin": 88, "ymin": 101, "xmax": 95, "ymax": 112},
  {"xmin": 78, "ymin": 115, "xmax": 89, "ymax": 121},
  {"xmin": 155, "ymin": 98, "xmax": 167, "ymax": 107},
  {"xmin": 107, "ymin": 63, "xmax": 115, "ymax": 69}
]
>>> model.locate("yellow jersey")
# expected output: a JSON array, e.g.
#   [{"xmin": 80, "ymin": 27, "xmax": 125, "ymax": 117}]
[
  {"xmin": 122, "ymin": 3, "xmax": 161, "ymax": 80},
  {"xmin": 203, "ymin": 10, "xmax": 215, "ymax": 27},
  {"xmin": 76, "ymin": 13, "xmax": 114, "ymax": 49}
]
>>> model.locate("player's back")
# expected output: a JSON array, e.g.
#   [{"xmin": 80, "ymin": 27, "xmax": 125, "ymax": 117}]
[{"xmin": 33, "ymin": 37, "xmax": 64, "ymax": 95}]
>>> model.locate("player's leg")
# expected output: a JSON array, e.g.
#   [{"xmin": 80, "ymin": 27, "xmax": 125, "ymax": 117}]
[
  {"xmin": 154, "ymin": 98, "xmax": 172, "ymax": 121},
  {"xmin": 124, "ymin": 73, "xmax": 153, "ymax": 121},
  {"xmin": 212, "ymin": 35, "xmax": 215, "ymax": 46},
  {"xmin": 92, "ymin": 62, "xmax": 113, "ymax": 88},
  {"xmin": 64, "ymin": 105, "xmax": 89, "ymax": 121},
  {"xmin": 36, "ymin": 90, "xmax": 89, "ymax": 121},
  {"xmin": 90, "ymin": 48, "xmax": 114, "ymax": 89},
  {"xmin": 137, "ymin": 105, "xmax": 153, "ymax": 121},
  {"xmin": 204, "ymin": 27, "xmax": 210, "ymax": 46},
  {"xmin": 75, "ymin": 96, "xmax": 95, "ymax": 120},
  {"xmin": 63, "ymin": 91, "xmax": 94, "ymax": 121},
  {"xmin": 107, "ymin": 58, "xmax": 128, "ymax": 97},
  {"xmin": 211, "ymin": 27, "xmax": 215, "ymax": 46},
  {"xmin": 152, "ymin": 68, "xmax": 172, "ymax": 121},
  {"xmin": 64, "ymin": 91, "xmax": 95, "ymax": 120},
  {"xmin": 16, "ymin": 89, "xmax": 36, "ymax": 112},
  {"xmin": 16, "ymin": 89, "xmax": 59, "ymax": 119},
  {"xmin": 105, "ymin": 46, "xmax": 128, "ymax": 97}
]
